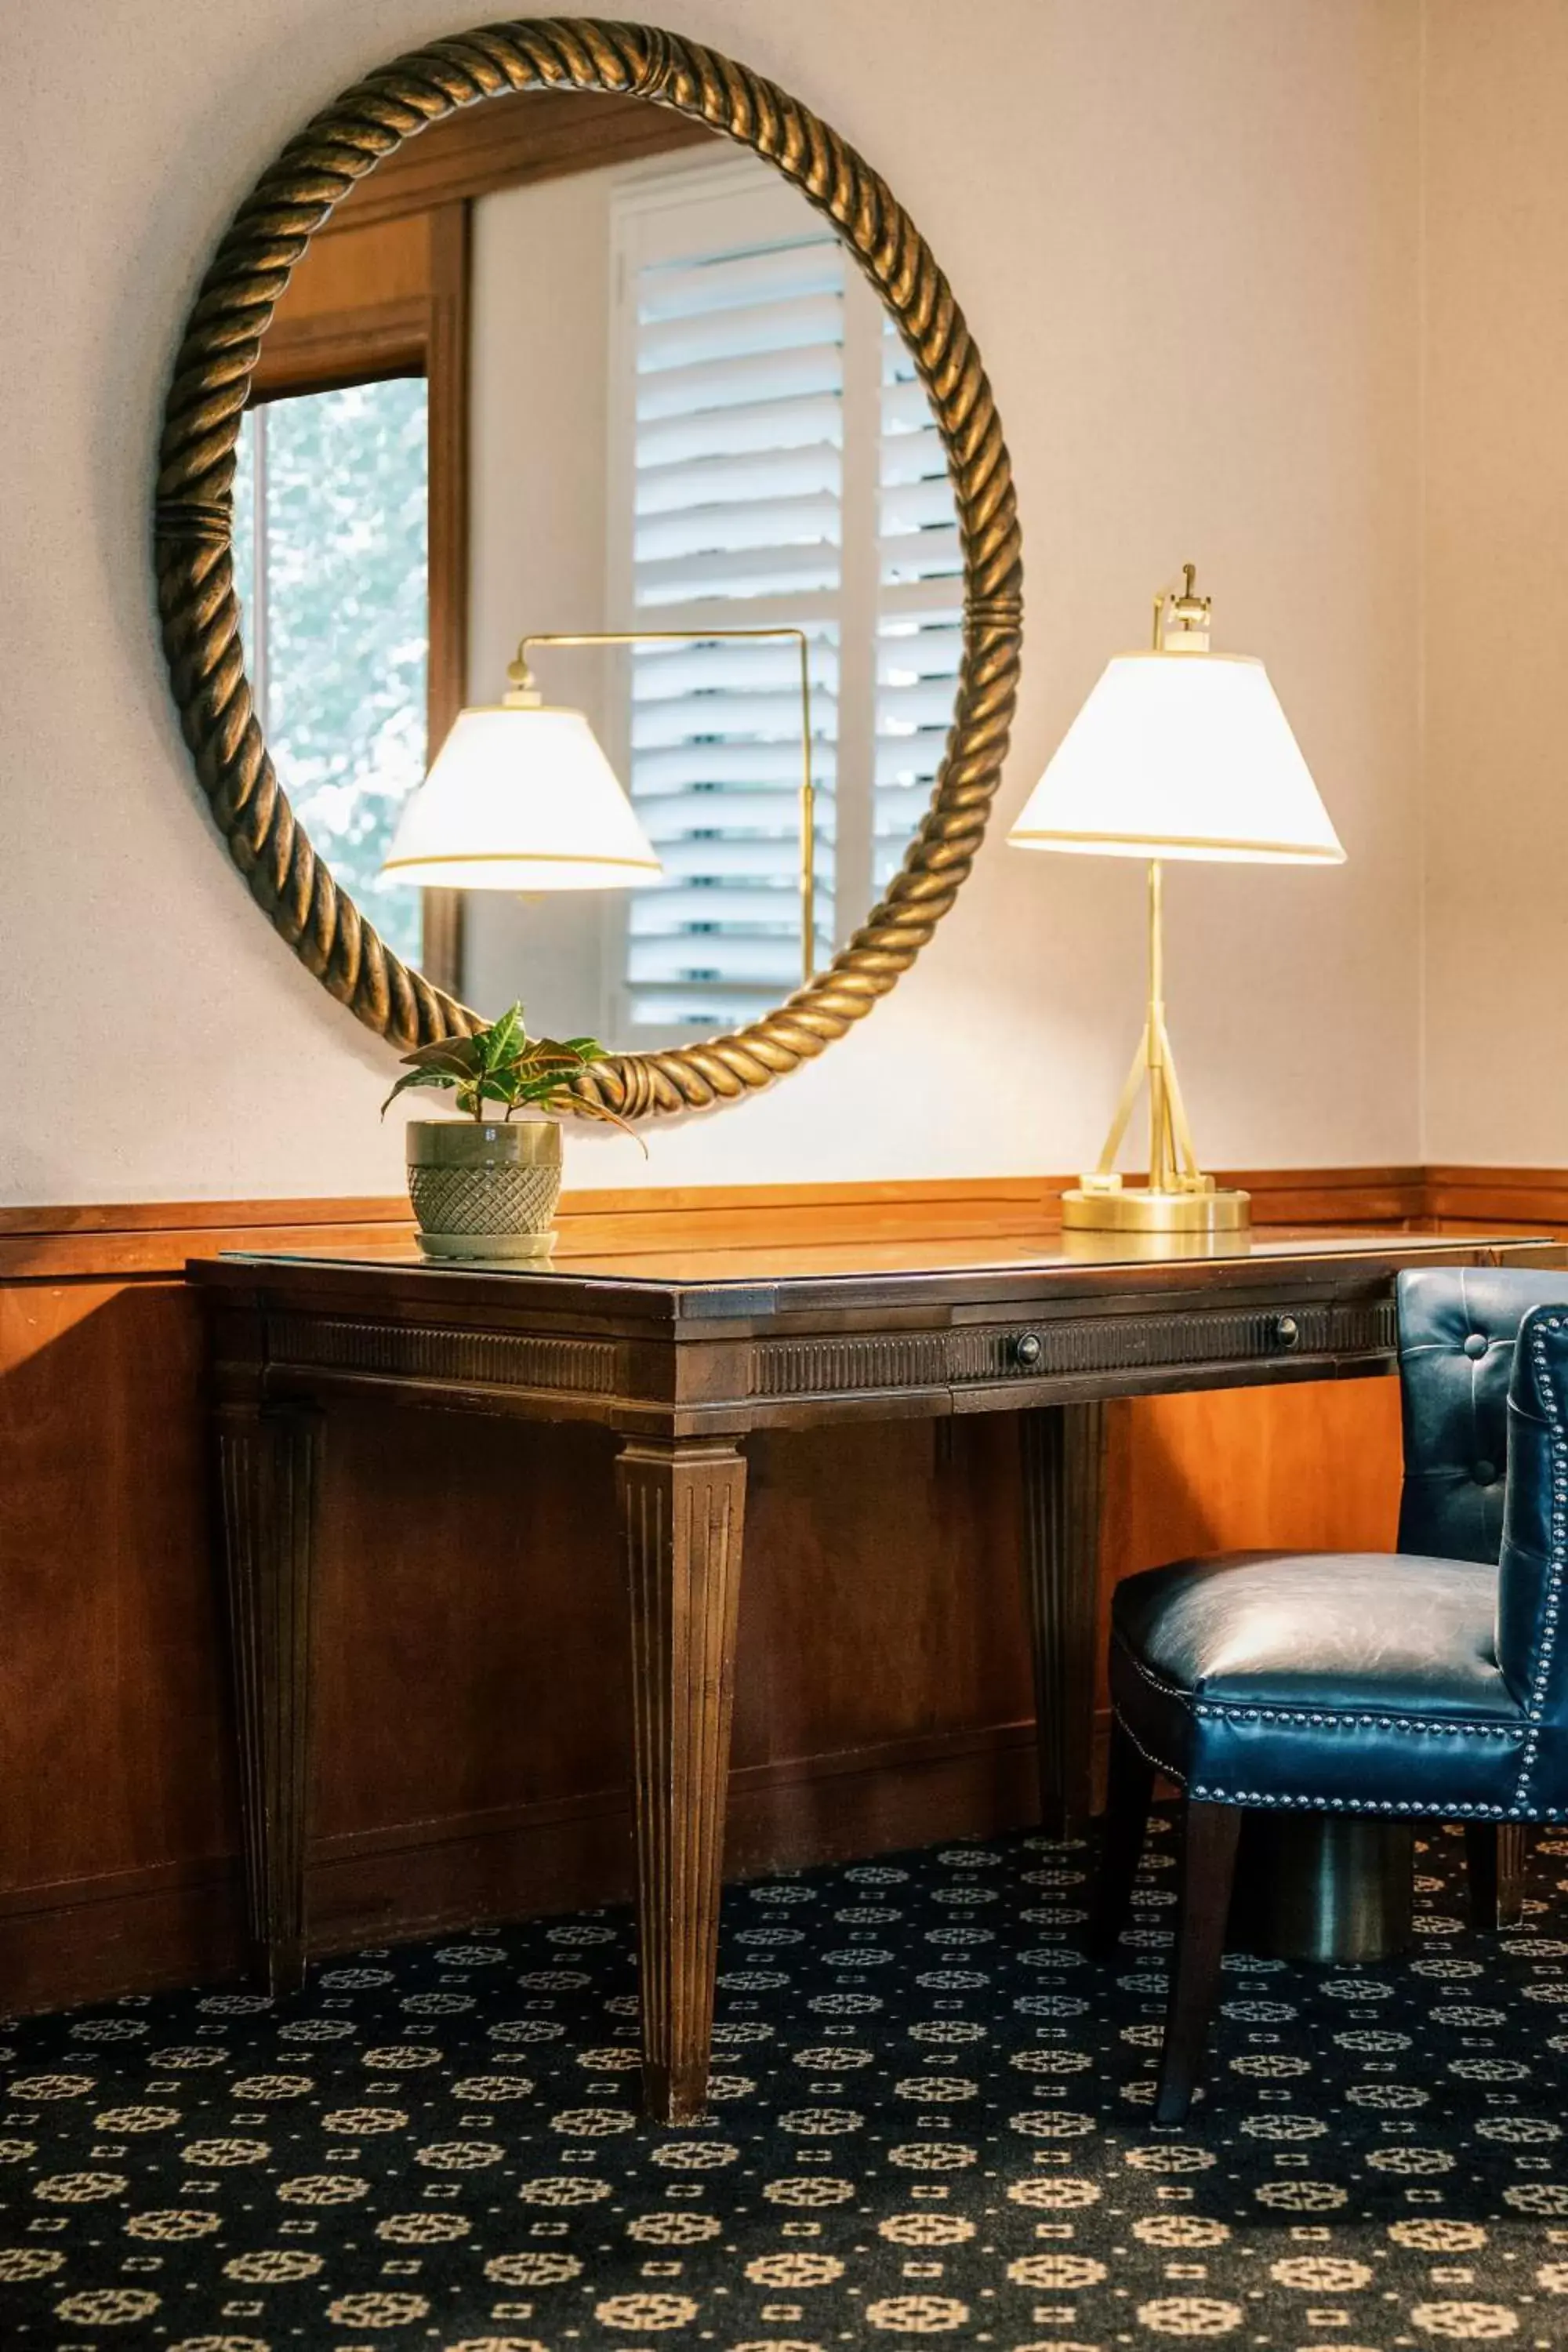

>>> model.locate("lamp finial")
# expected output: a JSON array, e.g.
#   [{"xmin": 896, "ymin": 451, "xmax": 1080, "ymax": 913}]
[{"xmin": 1157, "ymin": 562, "xmax": 1211, "ymax": 654}]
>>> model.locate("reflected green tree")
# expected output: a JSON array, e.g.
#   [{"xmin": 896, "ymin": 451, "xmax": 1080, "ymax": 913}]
[{"xmin": 233, "ymin": 378, "xmax": 428, "ymax": 967}]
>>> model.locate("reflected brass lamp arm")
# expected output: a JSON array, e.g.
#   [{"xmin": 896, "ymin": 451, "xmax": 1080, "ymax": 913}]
[{"xmin": 510, "ymin": 628, "xmax": 816, "ymax": 987}]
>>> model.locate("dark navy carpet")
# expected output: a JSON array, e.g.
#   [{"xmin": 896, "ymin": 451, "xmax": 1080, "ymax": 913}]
[{"xmin": 4, "ymin": 1814, "xmax": 1568, "ymax": 2346}]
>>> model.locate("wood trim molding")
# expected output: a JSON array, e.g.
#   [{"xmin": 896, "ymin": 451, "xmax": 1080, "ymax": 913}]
[
  {"xmin": 0, "ymin": 1167, "xmax": 1432, "ymax": 1284},
  {"xmin": 1237, "ymin": 1165, "xmax": 1428, "ymax": 1225},
  {"xmin": 0, "ymin": 1207, "xmax": 413, "ymax": 1283},
  {"xmin": 1425, "ymin": 1165, "xmax": 1568, "ymax": 1230},
  {"xmin": 320, "ymin": 86, "xmax": 717, "ymax": 235},
  {"xmin": 31, "ymin": 1153, "xmax": 1568, "ymax": 1287},
  {"xmin": 249, "ymin": 297, "xmax": 429, "ymax": 400},
  {"xmin": 0, "ymin": 1197, "xmax": 410, "ymax": 1237}
]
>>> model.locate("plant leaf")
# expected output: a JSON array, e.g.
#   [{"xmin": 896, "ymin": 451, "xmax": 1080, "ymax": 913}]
[
  {"xmin": 481, "ymin": 1003, "xmax": 524, "ymax": 1073},
  {"xmin": 379, "ymin": 1065, "xmax": 460, "ymax": 1117},
  {"xmin": 514, "ymin": 1068, "xmax": 589, "ymax": 1105},
  {"xmin": 564, "ymin": 1094, "xmax": 650, "ymax": 1155},
  {"xmin": 397, "ymin": 1035, "xmax": 481, "ymax": 1080}
]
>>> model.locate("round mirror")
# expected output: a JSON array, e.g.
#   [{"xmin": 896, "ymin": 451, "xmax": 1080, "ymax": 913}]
[{"xmin": 155, "ymin": 21, "xmax": 1021, "ymax": 1116}]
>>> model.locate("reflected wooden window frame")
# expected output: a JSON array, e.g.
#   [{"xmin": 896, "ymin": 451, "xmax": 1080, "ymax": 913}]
[
  {"xmin": 251, "ymin": 205, "xmax": 466, "ymax": 994},
  {"xmin": 249, "ymin": 92, "xmax": 714, "ymax": 1003}
]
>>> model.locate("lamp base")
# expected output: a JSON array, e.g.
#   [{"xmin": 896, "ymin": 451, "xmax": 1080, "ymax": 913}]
[{"xmin": 1060, "ymin": 1181, "xmax": 1251, "ymax": 1235}]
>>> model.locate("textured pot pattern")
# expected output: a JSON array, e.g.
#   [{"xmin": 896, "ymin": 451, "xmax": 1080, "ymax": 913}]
[{"xmin": 405, "ymin": 1120, "xmax": 563, "ymax": 1258}]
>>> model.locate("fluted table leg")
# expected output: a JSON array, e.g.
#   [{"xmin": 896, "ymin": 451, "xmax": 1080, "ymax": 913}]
[
  {"xmin": 617, "ymin": 1436, "xmax": 747, "ymax": 2124},
  {"xmin": 1019, "ymin": 1403, "xmax": 1106, "ymax": 1835},
  {"xmin": 215, "ymin": 1402, "xmax": 320, "ymax": 1998}
]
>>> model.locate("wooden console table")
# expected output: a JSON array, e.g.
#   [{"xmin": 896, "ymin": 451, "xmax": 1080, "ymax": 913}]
[{"xmin": 191, "ymin": 1227, "xmax": 1556, "ymax": 2122}]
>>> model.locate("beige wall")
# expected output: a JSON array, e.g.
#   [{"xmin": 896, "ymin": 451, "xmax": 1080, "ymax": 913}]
[
  {"xmin": 0, "ymin": 1, "xmax": 1425, "ymax": 1203},
  {"xmin": 1421, "ymin": 1, "xmax": 1568, "ymax": 1165}
]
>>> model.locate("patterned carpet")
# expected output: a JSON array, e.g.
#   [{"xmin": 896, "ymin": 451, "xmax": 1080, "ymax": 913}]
[{"xmin": 5, "ymin": 1817, "xmax": 1568, "ymax": 2348}]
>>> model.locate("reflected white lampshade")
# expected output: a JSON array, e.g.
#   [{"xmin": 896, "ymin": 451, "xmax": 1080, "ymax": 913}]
[
  {"xmin": 1008, "ymin": 652, "xmax": 1344, "ymax": 865},
  {"xmin": 381, "ymin": 704, "xmax": 662, "ymax": 891}
]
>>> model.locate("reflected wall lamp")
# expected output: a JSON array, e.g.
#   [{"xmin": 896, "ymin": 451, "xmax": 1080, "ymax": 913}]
[
  {"xmin": 1007, "ymin": 565, "xmax": 1345, "ymax": 1235},
  {"xmin": 383, "ymin": 628, "xmax": 818, "ymax": 986}
]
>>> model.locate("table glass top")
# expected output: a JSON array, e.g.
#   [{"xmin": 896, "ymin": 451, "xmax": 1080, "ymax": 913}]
[{"xmin": 216, "ymin": 1227, "xmax": 1554, "ymax": 1292}]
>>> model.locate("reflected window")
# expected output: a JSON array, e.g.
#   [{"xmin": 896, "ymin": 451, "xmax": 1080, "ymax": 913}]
[
  {"xmin": 232, "ymin": 379, "xmax": 429, "ymax": 967},
  {"xmin": 609, "ymin": 165, "xmax": 961, "ymax": 1033}
]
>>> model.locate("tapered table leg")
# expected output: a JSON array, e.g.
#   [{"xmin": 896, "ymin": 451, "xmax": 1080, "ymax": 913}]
[
  {"xmin": 617, "ymin": 1436, "xmax": 747, "ymax": 2124},
  {"xmin": 1019, "ymin": 1403, "xmax": 1106, "ymax": 1835},
  {"xmin": 215, "ymin": 1402, "xmax": 320, "ymax": 1998}
]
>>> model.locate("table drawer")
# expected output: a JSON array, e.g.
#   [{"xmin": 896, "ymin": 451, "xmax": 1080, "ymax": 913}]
[
  {"xmin": 742, "ymin": 1296, "xmax": 1398, "ymax": 1405},
  {"xmin": 950, "ymin": 1296, "xmax": 1398, "ymax": 1388}
]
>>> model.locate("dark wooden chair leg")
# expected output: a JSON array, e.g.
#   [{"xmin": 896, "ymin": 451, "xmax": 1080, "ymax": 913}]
[
  {"xmin": 1465, "ymin": 1821, "xmax": 1497, "ymax": 1928},
  {"xmin": 1091, "ymin": 1716, "xmax": 1156, "ymax": 1960},
  {"xmin": 1498, "ymin": 1824, "xmax": 1528, "ymax": 1926},
  {"xmin": 1467, "ymin": 1822, "xmax": 1528, "ymax": 1929},
  {"xmin": 1155, "ymin": 1799, "xmax": 1243, "ymax": 2127}
]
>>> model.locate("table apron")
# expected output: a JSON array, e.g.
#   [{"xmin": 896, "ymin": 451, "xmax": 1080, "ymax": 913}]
[{"xmin": 246, "ymin": 1330, "xmax": 1397, "ymax": 1433}]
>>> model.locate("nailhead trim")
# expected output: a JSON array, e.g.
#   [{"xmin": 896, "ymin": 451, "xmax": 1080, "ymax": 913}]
[
  {"xmin": 1185, "ymin": 1785, "xmax": 1566, "ymax": 1821},
  {"xmin": 1191, "ymin": 1704, "xmax": 1520, "ymax": 1737},
  {"xmin": 1112, "ymin": 1637, "xmax": 1192, "ymax": 1707},
  {"xmin": 1112, "ymin": 1596, "xmax": 1528, "ymax": 1820},
  {"xmin": 1116, "ymin": 1710, "xmax": 1178, "ymax": 1782},
  {"xmin": 1516, "ymin": 1317, "xmax": 1568, "ymax": 1806}
]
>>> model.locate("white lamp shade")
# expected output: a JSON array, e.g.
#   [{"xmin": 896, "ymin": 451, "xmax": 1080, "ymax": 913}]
[
  {"xmin": 1008, "ymin": 652, "xmax": 1345, "ymax": 864},
  {"xmin": 381, "ymin": 705, "xmax": 662, "ymax": 891}
]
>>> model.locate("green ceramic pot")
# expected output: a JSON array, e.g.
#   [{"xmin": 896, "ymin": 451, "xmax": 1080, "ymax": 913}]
[{"xmin": 405, "ymin": 1119, "xmax": 562, "ymax": 1260}]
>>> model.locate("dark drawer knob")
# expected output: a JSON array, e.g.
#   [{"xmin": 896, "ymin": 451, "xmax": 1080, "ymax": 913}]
[
  {"xmin": 1013, "ymin": 1331, "xmax": 1044, "ymax": 1369},
  {"xmin": 1274, "ymin": 1315, "xmax": 1301, "ymax": 1349}
]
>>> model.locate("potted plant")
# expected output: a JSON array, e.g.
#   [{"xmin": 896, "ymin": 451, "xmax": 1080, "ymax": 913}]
[{"xmin": 382, "ymin": 1002, "xmax": 639, "ymax": 1260}]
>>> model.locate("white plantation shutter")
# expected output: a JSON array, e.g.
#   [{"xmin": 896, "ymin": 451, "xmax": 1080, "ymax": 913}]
[
  {"xmin": 624, "ymin": 626, "xmax": 838, "ymax": 1025},
  {"xmin": 875, "ymin": 610, "xmax": 964, "ymax": 891},
  {"xmin": 608, "ymin": 160, "xmax": 960, "ymax": 1033},
  {"xmin": 874, "ymin": 322, "xmax": 965, "ymax": 892}
]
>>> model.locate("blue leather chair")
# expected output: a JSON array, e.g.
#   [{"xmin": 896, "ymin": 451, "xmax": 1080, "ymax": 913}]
[{"xmin": 1094, "ymin": 1265, "xmax": 1568, "ymax": 2123}]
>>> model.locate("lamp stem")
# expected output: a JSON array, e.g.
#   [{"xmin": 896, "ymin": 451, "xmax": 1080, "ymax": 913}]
[{"xmin": 1147, "ymin": 858, "xmax": 1171, "ymax": 1192}]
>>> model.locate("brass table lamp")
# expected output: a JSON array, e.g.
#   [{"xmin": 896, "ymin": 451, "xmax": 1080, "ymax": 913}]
[{"xmin": 1007, "ymin": 566, "xmax": 1345, "ymax": 1234}]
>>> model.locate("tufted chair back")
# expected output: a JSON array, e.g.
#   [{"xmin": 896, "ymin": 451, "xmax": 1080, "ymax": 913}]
[{"xmin": 1396, "ymin": 1266, "xmax": 1568, "ymax": 1565}]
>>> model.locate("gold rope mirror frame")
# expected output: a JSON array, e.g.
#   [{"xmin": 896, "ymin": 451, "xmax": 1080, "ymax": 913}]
[{"xmin": 154, "ymin": 16, "xmax": 1022, "ymax": 1119}]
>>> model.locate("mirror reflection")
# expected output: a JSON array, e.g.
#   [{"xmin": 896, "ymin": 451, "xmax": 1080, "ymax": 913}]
[{"xmin": 233, "ymin": 91, "xmax": 962, "ymax": 1048}]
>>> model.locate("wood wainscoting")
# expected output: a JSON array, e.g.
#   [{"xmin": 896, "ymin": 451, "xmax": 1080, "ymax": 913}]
[{"xmin": 1, "ymin": 1163, "xmax": 1537, "ymax": 2016}]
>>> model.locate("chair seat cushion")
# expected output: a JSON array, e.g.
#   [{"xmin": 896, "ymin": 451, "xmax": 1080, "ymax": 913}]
[{"xmin": 1111, "ymin": 1551, "xmax": 1530, "ymax": 1817}]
